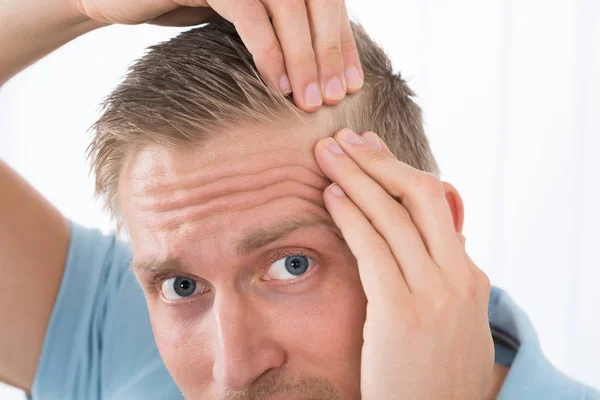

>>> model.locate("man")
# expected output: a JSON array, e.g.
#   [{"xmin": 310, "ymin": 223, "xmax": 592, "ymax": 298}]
[{"xmin": 1, "ymin": 1, "xmax": 598, "ymax": 399}]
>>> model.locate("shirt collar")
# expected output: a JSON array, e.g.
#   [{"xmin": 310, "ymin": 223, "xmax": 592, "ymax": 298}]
[{"xmin": 489, "ymin": 286, "xmax": 588, "ymax": 400}]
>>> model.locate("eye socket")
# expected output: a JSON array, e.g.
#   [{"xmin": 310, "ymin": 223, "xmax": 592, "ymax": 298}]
[
  {"xmin": 161, "ymin": 277, "xmax": 207, "ymax": 300},
  {"xmin": 265, "ymin": 254, "xmax": 314, "ymax": 281}
]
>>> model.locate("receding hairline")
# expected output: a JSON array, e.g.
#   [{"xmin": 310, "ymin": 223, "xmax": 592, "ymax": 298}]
[{"xmin": 89, "ymin": 16, "xmax": 439, "ymax": 232}]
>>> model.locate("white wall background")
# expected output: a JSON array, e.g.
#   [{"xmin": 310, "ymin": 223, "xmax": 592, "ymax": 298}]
[{"xmin": 1, "ymin": 0, "xmax": 599, "ymax": 397}]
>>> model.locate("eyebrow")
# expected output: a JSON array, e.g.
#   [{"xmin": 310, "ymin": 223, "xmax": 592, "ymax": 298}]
[{"xmin": 130, "ymin": 215, "xmax": 339, "ymax": 274}]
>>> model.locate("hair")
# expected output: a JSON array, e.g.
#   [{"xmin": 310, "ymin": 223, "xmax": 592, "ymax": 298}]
[{"xmin": 88, "ymin": 16, "xmax": 439, "ymax": 229}]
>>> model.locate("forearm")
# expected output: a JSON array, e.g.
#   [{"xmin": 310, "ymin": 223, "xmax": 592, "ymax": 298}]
[{"xmin": 0, "ymin": 0, "xmax": 106, "ymax": 87}]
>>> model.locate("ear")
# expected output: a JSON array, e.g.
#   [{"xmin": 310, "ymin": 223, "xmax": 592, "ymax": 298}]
[{"xmin": 441, "ymin": 181, "xmax": 466, "ymax": 246}]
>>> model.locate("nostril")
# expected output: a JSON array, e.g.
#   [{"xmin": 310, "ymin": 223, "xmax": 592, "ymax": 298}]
[{"xmin": 253, "ymin": 367, "xmax": 276, "ymax": 385}]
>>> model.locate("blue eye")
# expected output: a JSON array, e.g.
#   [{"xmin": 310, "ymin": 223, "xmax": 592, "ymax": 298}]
[
  {"xmin": 161, "ymin": 277, "xmax": 206, "ymax": 300},
  {"xmin": 266, "ymin": 255, "xmax": 312, "ymax": 280}
]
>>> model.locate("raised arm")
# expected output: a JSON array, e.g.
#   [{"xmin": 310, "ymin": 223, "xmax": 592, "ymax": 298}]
[
  {"xmin": 0, "ymin": 160, "xmax": 71, "ymax": 391},
  {"xmin": 0, "ymin": 0, "xmax": 104, "ymax": 391},
  {"xmin": 0, "ymin": 0, "xmax": 103, "ymax": 87}
]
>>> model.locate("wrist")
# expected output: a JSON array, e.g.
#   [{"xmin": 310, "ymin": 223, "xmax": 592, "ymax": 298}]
[
  {"xmin": 0, "ymin": 0, "xmax": 108, "ymax": 86},
  {"xmin": 60, "ymin": 0, "xmax": 111, "ymax": 33}
]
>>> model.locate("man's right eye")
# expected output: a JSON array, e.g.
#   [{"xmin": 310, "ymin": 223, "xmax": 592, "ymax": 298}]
[{"xmin": 161, "ymin": 277, "xmax": 208, "ymax": 300}]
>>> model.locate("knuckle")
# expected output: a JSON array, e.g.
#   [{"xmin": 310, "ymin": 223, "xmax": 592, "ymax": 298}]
[
  {"xmin": 317, "ymin": 41, "xmax": 344, "ymax": 68},
  {"xmin": 79, "ymin": 5, "xmax": 111, "ymax": 23},
  {"xmin": 364, "ymin": 144, "xmax": 390, "ymax": 164},
  {"xmin": 321, "ymin": 40, "xmax": 343, "ymax": 57},
  {"xmin": 431, "ymin": 289, "xmax": 453, "ymax": 315},
  {"xmin": 278, "ymin": 0, "xmax": 307, "ymax": 13},
  {"xmin": 340, "ymin": 33, "xmax": 358, "ymax": 53},
  {"xmin": 235, "ymin": 0, "xmax": 268, "ymax": 24},
  {"xmin": 341, "ymin": 39, "xmax": 359, "ymax": 59},
  {"xmin": 460, "ymin": 276, "xmax": 479, "ymax": 301},
  {"xmin": 289, "ymin": 49, "xmax": 317, "ymax": 71},
  {"xmin": 411, "ymin": 172, "xmax": 443, "ymax": 198},
  {"xmin": 475, "ymin": 268, "xmax": 492, "ymax": 298},
  {"xmin": 255, "ymin": 40, "xmax": 283, "ymax": 64},
  {"xmin": 366, "ymin": 239, "xmax": 392, "ymax": 261},
  {"xmin": 388, "ymin": 203, "xmax": 412, "ymax": 224},
  {"xmin": 309, "ymin": 0, "xmax": 342, "ymax": 8}
]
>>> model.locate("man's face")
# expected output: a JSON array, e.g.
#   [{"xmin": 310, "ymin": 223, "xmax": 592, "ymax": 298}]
[{"xmin": 120, "ymin": 119, "xmax": 367, "ymax": 399}]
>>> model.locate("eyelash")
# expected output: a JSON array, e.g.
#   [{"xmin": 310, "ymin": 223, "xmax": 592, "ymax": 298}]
[
  {"xmin": 151, "ymin": 272, "xmax": 208, "ymax": 298},
  {"xmin": 150, "ymin": 249, "xmax": 320, "ymax": 296},
  {"xmin": 262, "ymin": 249, "xmax": 320, "ymax": 287}
]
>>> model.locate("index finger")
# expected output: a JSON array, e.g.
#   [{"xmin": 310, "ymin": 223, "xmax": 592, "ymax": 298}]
[
  {"xmin": 265, "ymin": 0, "xmax": 323, "ymax": 111},
  {"xmin": 208, "ymin": 0, "xmax": 289, "ymax": 94},
  {"xmin": 338, "ymin": 130, "xmax": 469, "ymax": 278},
  {"xmin": 323, "ymin": 183, "xmax": 411, "ymax": 305}
]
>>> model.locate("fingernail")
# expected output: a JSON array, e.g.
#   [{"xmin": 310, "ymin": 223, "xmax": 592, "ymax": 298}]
[
  {"xmin": 324, "ymin": 138, "xmax": 344, "ymax": 154},
  {"xmin": 338, "ymin": 129, "xmax": 363, "ymax": 145},
  {"xmin": 329, "ymin": 183, "xmax": 346, "ymax": 197},
  {"xmin": 362, "ymin": 132, "xmax": 382, "ymax": 150},
  {"xmin": 345, "ymin": 66, "xmax": 363, "ymax": 91},
  {"xmin": 279, "ymin": 74, "xmax": 292, "ymax": 94},
  {"xmin": 325, "ymin": 77, "xmax": 345, "ymax": 100},
  {"xmin": 305, "ymin": 82, "xmax": 323, "ymax": 107}
]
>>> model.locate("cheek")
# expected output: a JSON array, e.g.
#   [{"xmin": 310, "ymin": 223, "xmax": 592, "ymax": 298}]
[
  {"xmin": 147, "ymin": 300, "xmax": 214, "ymax": 393},
  {"xmin": 272, "ymin": 267, "xmax": 366, "ymax": 392},
  {"xmin": 142, "ymin": 262, "xmax": 367, "ymax": 397}
]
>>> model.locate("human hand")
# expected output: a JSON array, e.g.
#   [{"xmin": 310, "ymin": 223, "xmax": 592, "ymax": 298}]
[
  {"xmin": 315, "ymin": 129, "xmax": 495, "ymax": 399},
  {"xmin": 74, "ymin": 0, "xmax": 363, "ymax": 111}
]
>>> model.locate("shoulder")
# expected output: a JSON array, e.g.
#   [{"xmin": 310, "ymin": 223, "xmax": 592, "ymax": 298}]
[
  {"xmin": 490, "ymin": 286, "xmax": 600, "ymax": 400},
  {"xmin": 31, "ymin": 221, "xmax": 182, "ymax": 400}
]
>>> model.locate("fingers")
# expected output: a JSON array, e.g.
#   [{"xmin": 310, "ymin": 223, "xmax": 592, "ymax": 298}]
[
  {"xmin": 305, "ymin": 0, "xmax": 345, "ymax": 105},
  {"xmin": 316, "ymin": 129, "xmax": 472, "ymax": 287},
  {"xmin": 208, "ymin": 0, "xmax": 289, "ymax": 97},
  {"xmin": 263, "ymin": 0, "xmax": 322, "ymax": 111},
  {"xmin": 149, "ymin": 6, "xmax": 216, "ymax": 27},
  {"xmin": 339, "ymin": 1, "xmax": 363, "ymax": 93},
  {"xmin": 322, "ymin": 183, "xmax": 411, "ymax": 304},
  {"xmin": 210, "ymin": 0, "xmax": 362, "ymax": 111},
  {"xmin": 316, "ymin": 137, "xmax": 439, "ymax": 292}
]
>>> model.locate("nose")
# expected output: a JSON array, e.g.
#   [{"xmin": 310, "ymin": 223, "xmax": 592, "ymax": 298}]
[{"xmin": 211, "ymin": 291, "xmax": 286, "ymax": 391}]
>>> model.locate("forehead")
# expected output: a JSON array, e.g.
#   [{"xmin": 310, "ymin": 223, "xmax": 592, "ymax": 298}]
[
  {"xmin": 119, "ymin": 119, "xmax": 333, "ymax": 260},
  {"xmin": 125, "ymin": 119, "xmax": 323, "ymax": 182}
]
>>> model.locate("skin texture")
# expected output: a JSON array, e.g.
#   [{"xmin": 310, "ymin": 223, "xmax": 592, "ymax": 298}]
[
  {"xmin": 121, "ymin": 118, "xmax": 504, "ymax": 399},
  {"xmin": 122, "ymin": 119, "xmax": 365, "ymax": 399},
  {"xmin": 2, "ymin": 0, "xmax": 503, "ymax": 396},
  {"xmin": 314, "ymin": 130, "xmax": 494, "ymax": 399}
]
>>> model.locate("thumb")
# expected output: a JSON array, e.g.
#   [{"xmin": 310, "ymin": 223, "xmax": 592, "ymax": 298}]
[{"xmin": 149, "ymin": 6, "xmax": 216, "ymax": 27}]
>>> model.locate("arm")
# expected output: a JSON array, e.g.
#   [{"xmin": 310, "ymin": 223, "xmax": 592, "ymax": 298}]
[
  {"xmin": 0, "ymin": 0, "xmax": 105, "ymax": 391},
  {"xmin": 0, "ymin": 160, "xmax": 70, "ymax": 391},
  {"xmin": 0, "ymin": 0, "xmax": 104, "ymax": 87}
]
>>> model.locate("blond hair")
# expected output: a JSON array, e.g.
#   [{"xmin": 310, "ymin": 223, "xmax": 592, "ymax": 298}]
[{"xmin": 88, "ymin": 17, "xmax": 439, "ymax": 228}]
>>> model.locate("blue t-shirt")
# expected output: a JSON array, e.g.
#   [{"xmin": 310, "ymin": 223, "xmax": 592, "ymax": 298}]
[{"xmin": 30, "ymin": 221, "xmax": 600, "ymax": 399}]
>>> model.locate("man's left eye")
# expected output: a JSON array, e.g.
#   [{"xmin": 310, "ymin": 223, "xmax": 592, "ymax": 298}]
[{"xmin": 265, "ymin": 255, "xmax": 314, "ymax": 280}]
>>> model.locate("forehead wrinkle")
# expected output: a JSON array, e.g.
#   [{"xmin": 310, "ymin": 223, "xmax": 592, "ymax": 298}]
[
  {"xmin": 236, "ymin": 214, "xmax": 337, "ymax": 256},
  {"xmin": 131, "ymin": 198, "xmax": 340, "ymax": 274},
  {"xmin": 130, "ymin": 217, "xmax": 340, "ymax": 275},
  {"xmin": 132, "ymin": 144, "xmax": 327, "ymax": 196},
  {"xmin": 142, "ymin": 181, "xmax": 327, "ymax": 231},
  {"xmin": 132, "ymin": 165, "xmax": 329, "ymax": 212}
]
